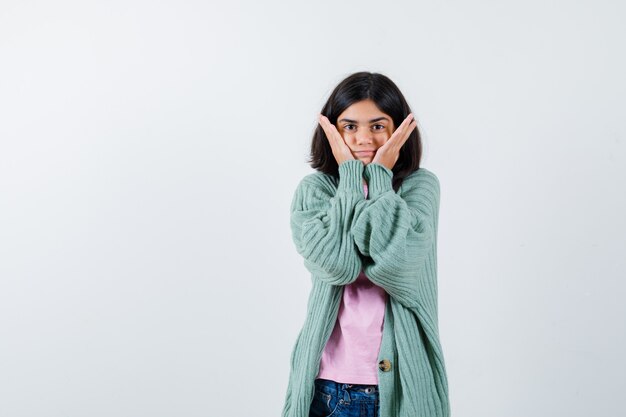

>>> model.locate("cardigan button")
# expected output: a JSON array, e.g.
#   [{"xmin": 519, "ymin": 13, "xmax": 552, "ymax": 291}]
[{"xmin": 378, "ymin": 359, "xmax": 392, "ymax": 372}]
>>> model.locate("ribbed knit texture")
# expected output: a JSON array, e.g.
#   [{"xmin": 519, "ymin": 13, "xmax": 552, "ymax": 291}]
[{"xmin": 282, "ymin": 159, "xmax": 450, "ymax": 417}]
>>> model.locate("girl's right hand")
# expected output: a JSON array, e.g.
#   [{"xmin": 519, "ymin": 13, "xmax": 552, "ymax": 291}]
[{"xmin": 318, "ymin": 114, "xmax": 356, "ymax": 166}]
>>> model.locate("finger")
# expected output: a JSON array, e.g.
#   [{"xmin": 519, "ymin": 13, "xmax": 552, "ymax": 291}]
[
  {"xmin": 318, "ymin": 115, "xmax": 336, "ymax": 143},
  {"xmin": 318, "ymin": 114, "xmax": 334, "ymax": 137},
  {"xmin": 319, "ymin": 114, "xmax": 344, "ymax": 145},
  {"xmin": 398, "ymin": 113, "xmax": 415, "ymax": 136},
  {"xmin": 389, "ymin": 114, "xmax": 416, "ymax": 144},
  {"xmin": 396, "ymin": 118, "xmax": 416, "ymax": 146},
  {"xmin": 319, "ymin": 114, "xmax": 355, "ymax": 163},
  {"xmin": 401, "ymin": 119, "xmax": 417, "ymax": 145},
  {"xmin": 319, "ymin": 115, "xmax": 349, "ymax": 161},
  {"xmin": 389, "ymin": 113, "xmax": 413, "ymax": 137}
]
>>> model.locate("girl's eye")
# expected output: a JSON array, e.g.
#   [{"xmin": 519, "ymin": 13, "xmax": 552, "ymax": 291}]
[{"xmin": 344, "ymin": 124, "xmax": 386, "ymax": 131}]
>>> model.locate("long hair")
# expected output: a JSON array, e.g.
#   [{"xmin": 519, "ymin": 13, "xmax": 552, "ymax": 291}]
[{"xmin": 308, "ymin": 71, "xmax": 423, "ymax": 192}]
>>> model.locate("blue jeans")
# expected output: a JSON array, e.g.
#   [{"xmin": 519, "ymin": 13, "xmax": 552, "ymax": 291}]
[{"xmin": 309, "ymin": 378, "xmax": 379, "ymax": 417}]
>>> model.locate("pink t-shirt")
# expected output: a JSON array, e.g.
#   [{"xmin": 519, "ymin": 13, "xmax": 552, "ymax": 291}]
[{"xmin": 316, "ymin": 182, "xmax": 389, "ymax": 384}]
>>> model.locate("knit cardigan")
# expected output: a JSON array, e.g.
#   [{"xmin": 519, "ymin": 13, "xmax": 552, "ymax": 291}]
[{"xmin": 281, "ymin": 159, "xmax": 450, "ymax": 417}]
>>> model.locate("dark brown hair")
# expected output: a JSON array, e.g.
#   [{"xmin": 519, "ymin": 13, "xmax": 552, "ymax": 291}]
[{"xmin": 308, "ymin": 71, "xmax": 423, "ymax": 192}]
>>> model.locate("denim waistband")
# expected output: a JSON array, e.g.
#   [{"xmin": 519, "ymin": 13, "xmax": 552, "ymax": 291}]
[{"xmin": 314, "ymin": 377, "xmax": 379, "ymax": 395}]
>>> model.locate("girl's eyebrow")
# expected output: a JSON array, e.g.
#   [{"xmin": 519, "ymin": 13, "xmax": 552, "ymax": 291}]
[{"xmin": 338, "ymin": 116, "xmax": 390, "ymax": 124}]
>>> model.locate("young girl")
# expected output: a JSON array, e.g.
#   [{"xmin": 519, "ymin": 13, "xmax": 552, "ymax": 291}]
[{"xmin": 282, "ymin": 72, "xmax": 450, "ymax": 417}]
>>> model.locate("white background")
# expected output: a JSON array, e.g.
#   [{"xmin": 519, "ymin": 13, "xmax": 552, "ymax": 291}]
[{"xmin": 1, "ymin": 1, "xmax": 625, "ymax": 416}]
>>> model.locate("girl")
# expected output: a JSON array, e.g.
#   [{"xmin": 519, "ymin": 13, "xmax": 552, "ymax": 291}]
[{"xmin": 282, "ymin": 72, "xmax": 450, "ymax": 417}]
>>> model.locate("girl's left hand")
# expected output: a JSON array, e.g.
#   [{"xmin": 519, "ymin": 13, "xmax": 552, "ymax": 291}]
[{"xmin": 371, "ymin": 113, "xmax": 417, "ymax": 170}]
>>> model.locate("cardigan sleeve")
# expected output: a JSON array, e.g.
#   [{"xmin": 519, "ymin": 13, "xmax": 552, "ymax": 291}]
[
  {"xmin": 290, "ymin": 159, "xmax": 366, "ymax": 286},
  {"xmin": 351, "ymin": 163, "xmax": 440, "ymax": 308}
]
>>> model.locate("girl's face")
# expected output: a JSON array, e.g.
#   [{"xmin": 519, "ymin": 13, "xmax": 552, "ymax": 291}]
[{"xmin": 336, "ymin": 99, "xmax": 395, "ymax": 165}]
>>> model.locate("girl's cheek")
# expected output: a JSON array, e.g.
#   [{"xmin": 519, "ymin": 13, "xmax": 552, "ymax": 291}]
[{"xmin": 379, "ymin": 133, "xmax": 391, "ymax": 142}]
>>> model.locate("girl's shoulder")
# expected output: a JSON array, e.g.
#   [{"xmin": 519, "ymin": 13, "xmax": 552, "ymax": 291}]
[
  {"xmin": 294, "ymin": 171, "xmax": 338, "ymax": 197},
  {"xmin": 399, "ymin": 167, "xmax": 441, "ymax": 204},
  {"xmin": 401, "ymin": 167, "xmax": 440, "ymax": 190}
]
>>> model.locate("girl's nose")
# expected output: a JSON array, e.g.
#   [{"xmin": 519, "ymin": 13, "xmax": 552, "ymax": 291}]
[{"xmin": 356, "ymin": 135, "xmax": 373, "ymax": 144}]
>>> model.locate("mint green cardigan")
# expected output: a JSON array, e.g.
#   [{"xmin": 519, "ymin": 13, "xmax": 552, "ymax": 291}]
[{"xmin": 281, "ymin": 159, "xmax": 450, "ymax": 417}]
